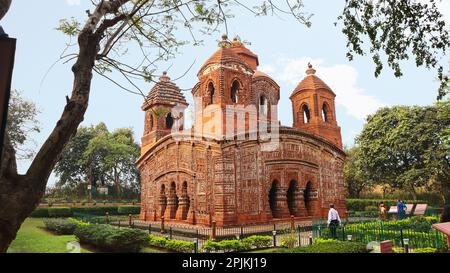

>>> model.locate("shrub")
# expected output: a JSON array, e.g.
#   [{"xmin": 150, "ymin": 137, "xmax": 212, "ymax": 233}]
[
  {"xmin": 242, "ymin": 235, "xmax": 272, "ymax": 249},
  {"xmin": 365, "ymin": 205, "xmax": 379, "ymax": 212},
  {"xmin": 280, "ymin": 233, "xmax": 297, "ymax": 248},
  {"xmin": 412, "ymin": 247, "xmax": 437, "ymax": 253},
  {"xmin": 74, "ymin": 224, "xmax": 148, "ymax": 252},
  {"xmin": 48, "ymin": 207, "xmax": 72, "ymax": 217},
  {"xmin": 117, "ymin": 206, "xmax": 140, "ymax": 215},
  {"xmin": 314, "ymin": 238, "xmax": 339, "ymax": 244},
  {"xmin": 43, "ymin": 218, "xmax": 77, "ymax": 235},
  {"xmin": 201, "ymin": 236, "xmax": 273, "ymax": 253},
  {"xmin": 30, "ymin": 208, "xmax": 49, "ymax": 218},
  {"xmin": 345, "ymin": 199, "xmax": 425, "ymax": 212},
  {"xmin": 287, "ymin": 241, "xmax": 369, "ymax": 253},
  {"xmin": 71, "ymin": 206, "xmax": 119, "ymax": 216},
  {"xmin": 148, "ymin": 235, "xmax": 194, "ymax": 253},
  {"xmin": 67, "ymin": 217, "xmax": 90, "ymax": 227}
]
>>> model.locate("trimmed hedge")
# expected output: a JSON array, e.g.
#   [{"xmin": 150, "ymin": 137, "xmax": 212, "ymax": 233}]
[
  {"xmin": 201, "ymin": 236, "xmax": 272, "ymax": 253},
  {"xmin": 43, "ymin": 218, "xmax": 77, "ymax": 235},
  {"xmin": 30, "ymin": 208, "xmax": 49, "ymax": 218},
  {"xmin": 346, "ymin": 199, "xmax": 425, "ymax": 212},
  {"xmin": 117, "ymin": 206, "xmax": 140, "ymax": 215},
  {"xmin": 71, "ymin": 206, "xmax": 122, "ymax": 216},
  {"xmin": 286, "ymin": 241, "xmax": 369, "ymax": 253},
  {"xmin": 30, "ymin": 205, "xmax": 141, "ymax": 217},
  {"xmin": 48, "ymin": 207, "xmax": 73, "ymax": 217},
  {"xmin": 148, "ymin": 235, "xmax": 194, "ymax": 253},
  {"xmin": 74, "ymin": 224, "xmax": 148, "ymax": 252}
]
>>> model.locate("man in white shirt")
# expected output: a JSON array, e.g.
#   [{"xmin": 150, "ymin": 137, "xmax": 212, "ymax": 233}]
[{"xmin": 327, "ymin": 204, "xmax": 341, "ymax": 239}]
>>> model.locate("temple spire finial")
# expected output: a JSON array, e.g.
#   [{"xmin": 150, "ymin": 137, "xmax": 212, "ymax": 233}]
[{"xmin": 306, "ymin": 63, "xmax": 316, "ymax": 75}]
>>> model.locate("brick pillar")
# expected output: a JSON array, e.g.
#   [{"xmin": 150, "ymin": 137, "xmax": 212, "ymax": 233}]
[
  {"xmin": 176, "ymin": 192, "xmax": 189, "ymax": 220},
  {"xmin": 273, "ymin": 187, "xmax": 290, "ymax": 218},
  {"xmin": 293, "ymin": 188, "xmax": 308, "ymax": 217},
  {"xmin": 158, "ymin": 194, "xmax": 167, "ymax": 219},
  {"xmin": 165, "ymin": 192, "xmax": 178, "ymax": 219}
]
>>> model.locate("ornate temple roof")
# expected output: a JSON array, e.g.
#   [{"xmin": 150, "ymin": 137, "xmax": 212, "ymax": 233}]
[
  {"xmin": 291, "ymin": 64, "xmax": 335, "ymax": 97},
  {"xmin": 198, "ymin": 35, "xmax": 257, "ymax": 74},
  {"xmin": 142, "ymin": 72, "xmax": 188, "ymax": 110}
]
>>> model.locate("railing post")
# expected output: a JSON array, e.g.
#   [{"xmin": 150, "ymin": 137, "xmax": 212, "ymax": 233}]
[
  {"xmin": 105, "ymin": 212, "xmax": 110, "ymax": 224},
  {"xmin": 290, "ymin": 215, "xmax": 295, "ymax": 231},
  {"xmin": 342, "ymin": 225, "xmax": 345, "ymax": 241},
  {"xmin": 272, "ymin": 230, "xmax": 277, "ymax": 247},
  {"xmin": 297, "ymin": 225, "xmax": 302, "ymax": 247},
  {"xmin": 128, "ymin": 214, "xmax": 132, "ymax": 227},
  {"xmin": 170, "ymin": 227, "xmax": 173, "ymax": 240},
  {"xmin": 194, "ymin": 240, "xmax": 198, "ymax": 253},
  {"xmin": 240, "ymin": 226, "xmax": 244, "ymax": 239},
  {"xmin": 118, "ymin": 220, "xmax": 121, "ymax": 228},
  {"xmin": 400, "ymin": 229, "xmax": 404, "ymax": 247},
  {"xmin": 309, "ymin": 234, "xmax": 313, "ymax": 245},
  {"xmin": 148, "ymin": 224, "xmax": 151, "ymax": 234},
  {"xmin": 161, "ymin": 216, "xmax": 165, "ymax": 233},
  {"xmin": 211, "ymin": 221, "xmax": 216, "ymax": 241}
]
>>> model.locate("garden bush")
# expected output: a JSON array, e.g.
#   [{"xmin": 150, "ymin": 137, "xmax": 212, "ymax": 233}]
[
  {"xmin": 74, "ymin": 224, "xmax": 148, "ymax": 252},
  {"xmin": 48, "ymin": 207, "xmax": 73, "ymax": 217},
  {"xmin": 345, "ymin": 199, "xmax": 425, "ymax": 212},
  {"xmin": 241, "ymin": 235, "xmax": 272, "ymax": 249},
  {"xmin": 201, "ymin": 236, "xmax": 273, "ymax": 252},
  {"xmin": 30, "ymin": 208, "xmax": 49, "ymax": 217},
  {"xmin": 285, "ymin": 241, "xmax": 369, "ymax": 253},
  {"xmin": 412, "ymin": 247, "xmax": 438, "ymax": 253},
  {"xmin": 43, "ymin": 218, "xmax": 77, "ymax": 235},
  {"xmin": 148, "ymin": 235, "xmax": 194, "ymax": 253},
  {"xmin": 280, "ymin": 233, "xmax": 297, "ymax": 248},
  {"xmin": 71, "ymin": 206, "xmax": 120, "ymax": 216},
  {"xmin": 117, "ymin": 206, "xmax": 140, "ymax": 215}
]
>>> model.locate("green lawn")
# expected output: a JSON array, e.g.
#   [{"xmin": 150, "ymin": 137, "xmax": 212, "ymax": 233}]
[
  {"xmin": 7, "ymin": 218, "xmax": 169, "ymax": 253},
  {"xmin": 7, "ymin": 218, "xmax": 92, "ymax": 253}
]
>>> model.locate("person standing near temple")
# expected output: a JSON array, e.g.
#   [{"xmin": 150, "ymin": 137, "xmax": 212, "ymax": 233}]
[{"xmin": 327, "ymin": 204, "xmax": 341, "ymax": 239}]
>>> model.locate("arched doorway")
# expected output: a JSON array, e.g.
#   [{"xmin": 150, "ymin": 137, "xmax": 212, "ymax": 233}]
[
  {"xmin": 268, "ymin": 180, "xmax": 279, "ymax": 218},
  {"xmin": 287, "ymin": 180, "xmax": 298, "ymax": 216},
  {"xmin": 304, "ymin": 181, "xmax": 313, "ymax": 216}
]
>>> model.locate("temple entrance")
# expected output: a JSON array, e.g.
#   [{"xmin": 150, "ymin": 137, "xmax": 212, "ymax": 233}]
[
  {"xmin": 268, "ymin": 180, "xmax": 279, "ymax": 218},
  {"xmin": 287, "ymin": 180, "xmax": 298, "ymax": 216},
  {"xmin": 304, "ymin": 181, "xmax": 313, "ymax": 216}
]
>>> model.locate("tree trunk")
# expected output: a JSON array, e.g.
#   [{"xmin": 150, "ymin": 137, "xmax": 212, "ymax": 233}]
[{"xmin": 0, "ymin": 27, "xmax": 100, "ymax": 252}]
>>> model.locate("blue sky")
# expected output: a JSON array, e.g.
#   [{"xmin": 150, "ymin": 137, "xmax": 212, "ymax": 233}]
[{"xmin": 2, "ymin": 0, "xmax": 449, "ymax": 184}]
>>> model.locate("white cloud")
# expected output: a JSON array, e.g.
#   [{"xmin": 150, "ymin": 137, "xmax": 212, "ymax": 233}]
[
  {"xmin": 66, "ymin": 0, "xmax": 81, "ymax": 6},
  {"xmin": 262, "ymin": 57, "xmax": 386, "ymax": 120}
]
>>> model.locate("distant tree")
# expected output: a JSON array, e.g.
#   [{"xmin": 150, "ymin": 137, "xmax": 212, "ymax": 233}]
[
  {"xmin": 54, "ymin": 123, "xmax": 108, "ymax": 189},
  {"xmin": 82, "ymin": 127, "xmax": 140, "ymax": 199},
  {"xmin": 356, "ymin": 105, "xmax": 450, "ymax": 200},
  {"xmin": 54, "ymin": 123, "xmax": 139, "ymax": 199},
  {"xmin": 343, "ymin": 146, "xmax": 373, "ymax": 198},
  {"xmin": 6, "ymin": 90, "xmax": 40, "ymax": 160}
]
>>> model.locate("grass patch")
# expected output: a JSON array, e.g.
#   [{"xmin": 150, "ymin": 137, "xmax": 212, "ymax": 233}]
[{"xmin": 7, "ymin": 218, "xmax": 92, "ymax": 253}]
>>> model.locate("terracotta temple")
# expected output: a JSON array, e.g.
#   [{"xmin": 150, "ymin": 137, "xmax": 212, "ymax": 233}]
[{"xmin": 137, "ymin": 35, "xmax": 346, "ymax": 227}]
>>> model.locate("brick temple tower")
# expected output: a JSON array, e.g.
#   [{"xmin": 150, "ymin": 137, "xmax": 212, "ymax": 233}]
[
  {"xmin": 140, "ymin": 72, "xmax": 188, "ymax": 155},
  {"xmin": 192, "ymin": 35, "xmax": 279, "ymax": 138},
  {"xmin": 290, "ymin": 63, "xmax": 342, "ymax": 148}
]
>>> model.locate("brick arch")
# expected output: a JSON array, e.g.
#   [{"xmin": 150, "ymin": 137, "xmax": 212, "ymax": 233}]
[
  {"xmin": 230, "ymin": 77, "xmax": 244, "ymax": 103},
  {"xmin": 322, "ymin": 101, "xmax": 333, "ymax": 122}
]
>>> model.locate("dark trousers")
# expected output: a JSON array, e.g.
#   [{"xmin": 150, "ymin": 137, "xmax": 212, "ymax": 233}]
[{"xmin": 329, "ymin": 220, "xmax": 339, "ymax": 239}]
